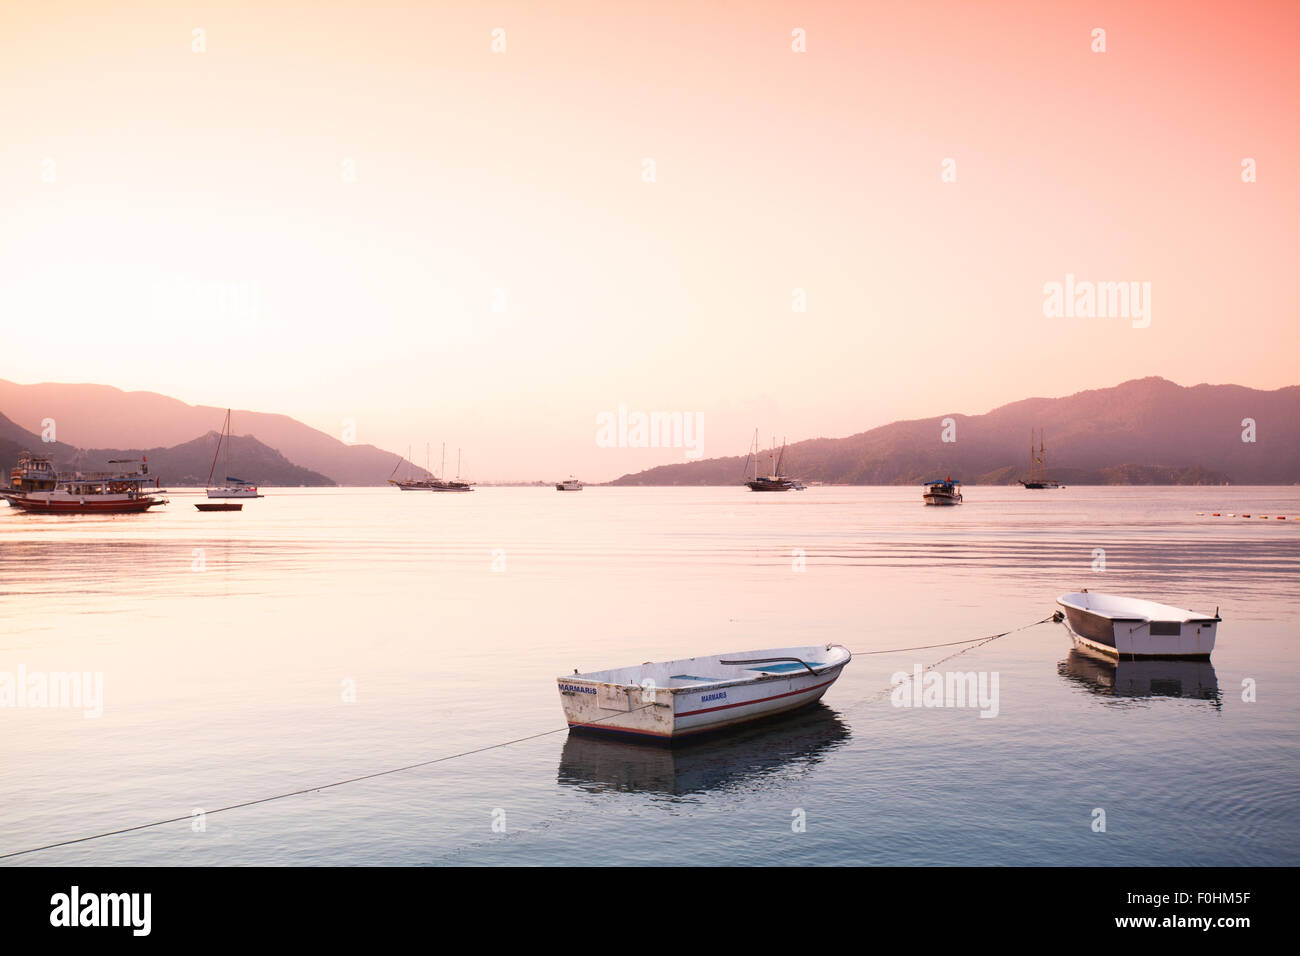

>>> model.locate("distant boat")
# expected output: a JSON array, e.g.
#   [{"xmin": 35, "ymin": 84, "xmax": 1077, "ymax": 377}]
[
  {"xmin": 923, "ymin": 477, "xmax": 962, "ymax": 505},
  {"xmin": 558, "ymin": 644, "xmax": 852, "ymax": 743},
  {"xmin": 1019, "ymin": 429, "xmax": 1063, "ymax": 489},
  {"xmin": 196, "ymin": 502, "xmax": 243, "ymax": 512},
  {"xmin": 556, "ymin": 477, "xmax": 583, "ymax": 491},
  {"xmin": 389, "ymin": 443, "xmax": 474, "ymax": 492},
  {"xmin": 743, "ymin": 431, "xmax": 799, "ymax": 492},
  {"xmin": 1057, "ymin": 590, "xmax": 1220, "ymax": 660},
  {"xmin": 205, "ymin": 410, "xmax": 263, "ymax": 499}
]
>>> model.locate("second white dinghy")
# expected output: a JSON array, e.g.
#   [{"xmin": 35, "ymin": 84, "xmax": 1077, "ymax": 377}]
[
  {"xmin": 558, "ymin": 644, "xmax": 851, "ymax": 743},
  {"xmin": 1057, "ymin": 590, "xmax": 1220, "ymax": 660}
]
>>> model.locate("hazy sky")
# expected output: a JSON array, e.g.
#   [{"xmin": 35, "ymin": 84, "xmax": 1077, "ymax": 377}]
[{"xmin": 2, "ymin": 0, "xmax": 1297, "ymax": 480}]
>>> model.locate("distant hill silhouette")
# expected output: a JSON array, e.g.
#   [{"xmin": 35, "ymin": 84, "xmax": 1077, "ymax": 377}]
[
  {"xmin": 0, "ymin": 413, "xmax": 331, "ymax": 486},
  {"xmin": 610, "ymin": 378, "xmax": 1299, "ymax": 485},
  {"xmin": 0, "ymin": 380, "xmax": 425, "ymax": 485}
]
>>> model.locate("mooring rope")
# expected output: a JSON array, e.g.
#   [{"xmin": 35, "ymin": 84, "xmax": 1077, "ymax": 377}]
[
  {"xmin": 848, "ymin": 612, "xmax": 1062, "ymax": 657},
  {"xmin": 846, "ymin": 611, "xmax": 1063, "ymax": 706},
  {"xmin": 0, "ymin": 704, "xmax": 653, "ymax": 861},
  {"xmin": 0, "ymin": 612, "xmax": 1064, "ymax": 861}
]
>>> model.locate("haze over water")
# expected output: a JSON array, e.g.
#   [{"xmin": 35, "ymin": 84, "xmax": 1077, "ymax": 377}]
[{"xmin": 2, "ymin": 486, "xmax": 1297, "ymax": 866}]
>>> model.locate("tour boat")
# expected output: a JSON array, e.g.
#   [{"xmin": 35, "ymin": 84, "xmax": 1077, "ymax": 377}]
[
  {"xmin": 556, "ymin": 477, "xmax": 583, "ymax": 491},
  {"xmin": 743, "ymin": 431, "xmax": 800, "ymax": 492},
  {"xmin": 557, "ymin": 644, "xmax": 851, "ymax": 743},
  {"xmin": 2, "ymin": 453, "xmax": 167, "ymax": 514},
  {"xmin": 1056, "ymin": 590, "xmax": 1220, "ymax": 660},
  {"xmin": 923, "ymin": 477, "xmax": 962, "ymax": 505},
  {"xmin": 1019, "ymin": 428, "xmax": 1063, "ymax": 489},
  {"xmin": 205, "ymin": 409, "xmax": 263, "ymax": 499}
]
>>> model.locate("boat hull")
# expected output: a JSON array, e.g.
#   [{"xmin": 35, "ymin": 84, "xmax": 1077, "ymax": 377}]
[
  {"xmin": 392, "ymin": 481, "xmax": 473, "ymax": 492},
  {"xmin": 1057, "ymin": 592, "xmax": 1218, "ymax": 660},
  {"xmin": 746, "ymin": 479, "xmax": 795, "ymax": 492},
  {"xmin": 2, "ymin": 492, "xmax": 164, "ymax": 514},
  {"xmin": 558, "ymin": 645, "xmax": 851, "ymax": 744},
  {"xmin": 923, "ymin": 494, "xmax": 962, "ymax": 505}
]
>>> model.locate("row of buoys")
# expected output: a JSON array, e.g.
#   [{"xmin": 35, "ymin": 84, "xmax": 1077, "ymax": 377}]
[{"xmin": 1198, "ymin": 512, "xmax": 1292, "ymax": 519}]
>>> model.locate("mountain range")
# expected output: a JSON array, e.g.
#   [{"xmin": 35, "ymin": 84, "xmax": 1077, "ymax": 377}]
[
  {"xmin": 0, "ymin": 380, "xmax": 428, "ymax": 486},
  {"xmin": 2, "ymin": 377, "xmax": 1296, "ymax": 487},
  {"xmin": 609, "ymin": 378, "xmax": 1300, "ymax": 486}
]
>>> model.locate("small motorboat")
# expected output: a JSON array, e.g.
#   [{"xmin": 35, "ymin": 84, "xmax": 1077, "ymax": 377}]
[
  {"xmin": 196, "ymin": 502, "xmax": 243, "ymax": 512},
  {"xmin": 1056, "ymin": 590, "xmax": 1220, "ymax": 660},
  {"xmin": 557, "ymin": 644, "xmax": 851, "ymax": 743},
  {"xmin": 923, "ymin": 477, "xmax": 962, "ymax": 505}
]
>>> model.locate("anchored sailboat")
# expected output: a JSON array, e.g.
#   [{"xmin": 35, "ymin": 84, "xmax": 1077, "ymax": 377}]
[
  {"xmin": 1019, "ymin": 429, "xmax": 1062, "ymax": 489},
  {"xmin": 204, "ymin": 409, "xmax": 263, "ymax": 500},
  {"xmin": 743, "ymin": 431, "xmax": 800, "ymax": 492},
  {"xmin": 389, "ymin": 442, "xmax": 475, "ymax": 492}
]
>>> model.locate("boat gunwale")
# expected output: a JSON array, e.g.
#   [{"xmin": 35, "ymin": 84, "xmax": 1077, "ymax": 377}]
[
  {"xmin": 560, "ymin": 646, "xmax": 852, "ymax": 695},
  {"xmin": 1057, "ymin": 593, "xmax": 1221, "ymax": 625}
]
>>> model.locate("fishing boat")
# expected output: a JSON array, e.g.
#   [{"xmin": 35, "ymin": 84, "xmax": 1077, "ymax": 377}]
[
  {"xmin": 1019, "ymin": 429, "xmax": 1062, "ymax": 489},
  {"xmin": 743, "ymin": 431, "xmax": 799, "ymax": 492},
  {"xmin": 389, "ymin": 443, "xmax": 474, "ymax": 492},
  {"xmin": 1056, "ymin": 590, "xmax": 1220, "ymax": 660},
  {"xmin": 2, "ymin": 453, "xmax": 167, "ymax": 514},
  {"xmin": 922, "ymin": 477, "xmax": 962, "ymax": 505},
  {"xmin": 556, "ymin": 477, "xmax": 583, "ymax": 491},
  {"xmin": 557, "ymin": 644, "xmax": 852, "ymax": 743},
  {"xmin": 204, "ymin": 409, "xmax": 263, "ymax": 500}
]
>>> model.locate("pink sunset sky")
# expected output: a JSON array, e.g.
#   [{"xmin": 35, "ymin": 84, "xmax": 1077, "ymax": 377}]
[{"xmin": 1, "ymin": 0, "xmax": 1297, "ymax": 480}]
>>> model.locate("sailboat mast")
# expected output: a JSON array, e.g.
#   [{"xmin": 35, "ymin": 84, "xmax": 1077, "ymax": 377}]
[{"xmin": 206, "ymin": 409, "xmax": 228, "ymax": 487}]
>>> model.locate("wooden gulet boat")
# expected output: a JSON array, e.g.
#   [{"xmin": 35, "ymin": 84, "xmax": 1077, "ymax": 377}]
[
  {"xmin": 743, "ymin": 430, "xmax": 801, "ymax": 492},
  {"xmin": 558, "ymin": 644, "xmax": 852, "ymax": 742},
  {"xmin": 388, "ymin": 443, "xmax": 474, "ymax": 492},
  {"xmin": 2, "ymin": 453, "xmax": 167, "ymax": 514},
  {"xmin": 1020, "ymin": 428, "xmax": 1063, "ymax": 489},
  {"xmin": 1056, "ymin": 590, "xmax": 1220, "ymax": 660}
]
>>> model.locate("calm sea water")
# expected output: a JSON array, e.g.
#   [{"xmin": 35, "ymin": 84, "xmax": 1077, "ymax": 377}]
[{"xmin": 2, "ymin": 486, "xmax": 1298, "ymax": 866}]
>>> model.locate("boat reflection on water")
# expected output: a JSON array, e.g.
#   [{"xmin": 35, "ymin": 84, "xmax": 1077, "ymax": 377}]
[
  {"xmin": 557, "ymin": 704, "xmax": 851, "ymax": 797},
  {"xmin": 1059, "ymin": 646, "xmax": 1221, "ymax": 708}
]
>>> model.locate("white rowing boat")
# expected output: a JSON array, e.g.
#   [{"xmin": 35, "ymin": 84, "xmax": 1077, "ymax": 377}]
[
  {"xmin": 557, "ymin": 644, "xmax": 851, "ymax": 742},
  {"xmin": 1056, "ymin": 590, "xmax": 1220, "ymax": 660}
]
